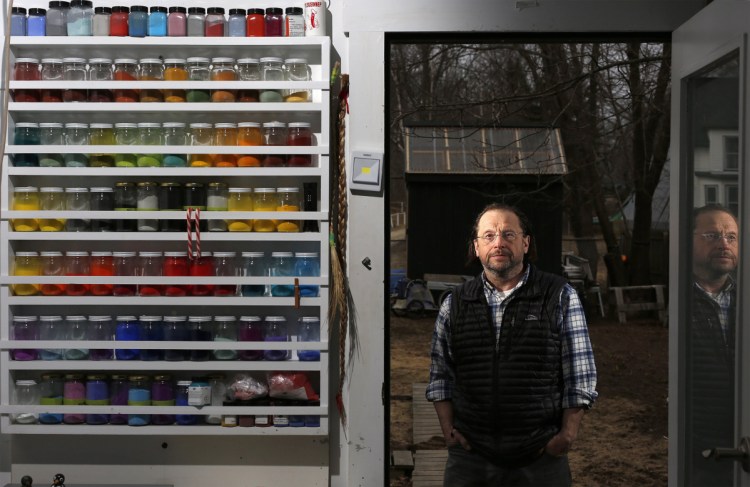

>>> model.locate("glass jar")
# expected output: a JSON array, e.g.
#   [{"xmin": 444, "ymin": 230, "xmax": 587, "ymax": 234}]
[
  {"xmin": 261, "ymin": 121, "xmax": 287, "ymax": 167},
  {"xmin": 41, "ymin": 58, "xmax": 63, "ymax": 102},
  {"xmin": 213, "ymin": 123, "xmax": 238, "ymax": 167},
  {"xmin": 114, "ymin": 123, "xmax": 138, "ymax": 167},
  {"xmin": 85, "ymin": 374, "xmax": 109, "ymax": 425},
  {"xmin": 63, "ymin": 122, "xmax": 89, "ymax": 167},
  {"xmin": 138, "ymin": 251, "xmax": 163, "ymax": 296},
  {"xmin": 63, "ymin": 373, "xmax": 86, "ymax": 424},
  {"xmin": 13, "ymin": 380, "xmax": 39, "ymax": 424},
  {"xmin": 295, "ymin": 252, "xmax": 320, "ymax": 297},
  {"xmin": 64, "ymin": 251, "xmax": 90, "ymax": 296},
  {"xmin": 93, "ymin": 6, "xmax": 110, "ymax": 35},
  {"xmin": 284, "ymin": 58, "xmax": 311, "ymax": 102},
  {"xmin": 245, "ymin": 8, "xmax": 264, "ymax": 36},
  {"xmin": 10, "ymin": 315, "xmax": 39, "ymax": 360},
  {"xmin": 163, "ymin": 251, "xmax": 188, "ymax": 296},
  {"xmin": 137, "ymin": 181, "xmax": 159, "ymax": 231},
  {"xmin": 39, "ymin": 373, "xmax": 64, "ymax": 424},
  {"xmin": 12, "ymin": 251, "xmax": 40, "ymax": 296},
  {"xmin": 66, "ymin": 0, "xmax": 93, "ymax": 35},
  {"xmin": 109, "ymin": 374, "xmax": 129, "ymax": 424},
  {"xmin": 213, "ymin": 316, "xmax": 238, "ymax": 360},
  {"xmin": 148, "ymin": 6, "xmax": 167, "ymax": 36},
  {"xmin": 237, "ymin": 58, "xmax": 260, "ymax": 103},
  {"xmin": 189, "ymin": 123, "xmax": 213, "ymax": 166},
  {"xmin": 128, "ymin": 5, "xmax": 148, "ymax": 37},
  {"xmin": 12, "ymin": 123, "xmax": 40, "ymax": 167},
  {"xmin": 88, "ymin": 58, "xmax": 113, "ymax": 102},
  {"xmin": 238, "ymin": 316, "xmax": 263, "ymax": 360},
  {"xmin": 137, "ymin": 123, "xmax": 163, "ymax": 167},
  {"xmin": 12, "ymin": 58, "xmax": 41, "ymax": 103},
  {"xmin": 252, "ymin": 188, "xmax": 277, "ymax": 232},
  {"xmin": 90, "ymin": 187, "xmax": 114, "ymax": 231},
  {"xmin": 113, "ymin": 181, "xmax": 137, "ymax": 231},
  {"xmin": 46, "ymin": 1, "xmax": 69, "ymax": 36},
  {"xmin": 270, "ymin": 251, "xmax": 295, "ymax": 297},
  {"xmin": 113, "ymin": 251, "xmax": 137, "ymax": 295},
  {"xmin": 228, "ymin": 9, "xmax": 245, "ymax": 37},
  {"xmin": 161, "ymin": 122, "xmax": 187, "ymax": 167},
  {"xmin": 186, "ymin": 57, "xmax": 211, "ymax": 102},
  {"xmin": 64, "ymin": 187, "xmax": 90, "ymax": 231},
  {"xmin": 62, "ymin": 57, "xmax": 88, "ymax": 102},
  {"xmin": 277, "ymin": 187, "xmax": 301, "ymax": 232},
  {"xmin": 213, "ymin": 251, "xmax": 238, "ymax": 296},
  {"xmin": 183, "ymin": 183, "xmax": 207, "ymax": 226},
  {"xmin": 89, "ymin": 123, "xmax": 115, "ymax": 167},
  {"xmin": 263, "ymin": 316, "xmax": 289, "ymax": 360},
  {"xmin": 287, "ymin": 122, "xmax": 314, "ymax": 167},
  {"xmin": 189, "ymin": 315, "xmax": 212, "ymax": 361},
  {"xmin": 241, "ymin": 252, "xmax": 266, "ymax": 297},
  {"xmin": 260, "ymin": 57, "xmax": 284, "ymax": 102},
  {"xmin": 139, "ymin": 58, "xmax": 164, "ymax": 102},
  {"xmin": 226, "ymin": 187, "xmax": 253, "ymax": 231},
  {"xmin": 264, "ymin": 7, "xmax": 283, "ymax": 36},
  {"xmin": 40, "ymin": 251, "xmax": 65, "ymax": 296},
  {"xmin": 110, "ymin": 5, "xmax": 129, "ymax": 36},
  {"xmin": 39, "ymin": 187, "xmax": 65, "ymax": 231},
  {"xmin": 89, "ymin": 250, "xmax": 114, "ymax": 295},
  {"xmin": 187, "ymin": 6, "xmax": 205, "ymax": 36},
  {"xmin": 151, "ymin": 375, "xmax": 175, "ymax": 425},
  {"xmin": 285, "ymin": 7, "xmax": 304, "ymax": 37},
  {"xmin": 115, "ymin": 316, "xmax": 141, "ymax": 360},
  {"xmin": 39, "ymin": 122, "xmax": 65, "ymax": 167},
  {"xmin": 207, "ymin": 373, "xmax": 227, "ymax": 424},
  {"xmin": 211, "ymin": 57, "xmax": 237, "ymax": 103},
  {"xmin": 11, "ymin": 186, "xmax": 39, "ymax": 231},
  {"xmin": 175, "ymin": 380, "xmax": 197, "ymax": 424},
  {"xmin": 168, "ymin": 6, "xmax": 186, "ymax": 36},
  {"xmin": 237, "ymin": 122, "xmax": 262, "ymax": 167},
  {"xmin": 39, "ymin": 315, "xmax": 64, "ymax": 360},
  {"xmin": 163, "ymin": 316, "xmax": 190, "ymax": 361},
  {"xmin": 140, "ymin": 315, "xmax": 164, "ymax": 361},
  {"xmin": 158, "ymin": 182, "xmax": 184, "ymax": 231},
  {"xmin": 128, "ymin": 375, "xmax": 151, "ymax": 426},
  {"xmin": 298, "ymin": 317, "xmax": 321, "ymax": 360},
  {"xmin": 188, "ymin": 377, "xmax": 210, "ymax": 406},
  {"xmin": 163, "ymin": 59, "xmax": 188, "ymax": 103},
  {"xmin": 114, "ymin": 58, "xmax": 138, "ymax": 102},
  {"xmin": 64, "ymin": 317, "xmax": 91, "ymax": 361},
  {"xmin": 207, "ymin": 182, "xmax": 228, "ymax": 231},
  {"xmin": 88, "ymin": 315, "xmax": 114, "ymax": 360},
  {"xmin": 189, "ymin": 251, "xmax": 214, "ymax": 296},
  {"xmin": 205, "ymin": 7, "xmax": 225, "ymax": 36}
]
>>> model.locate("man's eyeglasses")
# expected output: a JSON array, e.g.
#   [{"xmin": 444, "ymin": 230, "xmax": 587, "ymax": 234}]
[
  {"xmin": 695, "ymin": 232, "xmax": 739, "ymax": 244},
  {"xmin": 476, "ymin": 231, "xmax": 523, "ymax": 244}
]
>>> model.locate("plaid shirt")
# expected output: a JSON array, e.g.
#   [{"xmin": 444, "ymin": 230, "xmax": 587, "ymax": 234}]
[
  {"xmin": 426, "ymin": 266, "xmax": 598, "ymax": 409},
  {"xmin": 695, "ymin": 278, "xmax": 735, "ymax": 345}
]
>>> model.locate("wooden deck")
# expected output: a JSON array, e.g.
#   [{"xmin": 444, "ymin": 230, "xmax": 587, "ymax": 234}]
[{"xmin": 410, "ymin": 383, "xmax": 448, "ymax": 486}]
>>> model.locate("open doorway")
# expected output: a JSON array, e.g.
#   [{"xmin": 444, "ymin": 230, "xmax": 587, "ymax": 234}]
[{"xmin": 387, "ymin": 36, "xmax": 671, "ymax": 486}]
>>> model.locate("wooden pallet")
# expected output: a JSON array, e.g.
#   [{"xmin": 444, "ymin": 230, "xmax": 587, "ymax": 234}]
[
  {"xmin": 411, "ymin": 383, "xmax": 448, "ymax": 486},
  {"xmin": 611, "ymin": 285, "xmax": 667, "ymax": 324},
  {"xmin": 412, "ymin": 450, "xmax": 449, "ymax": 487}
]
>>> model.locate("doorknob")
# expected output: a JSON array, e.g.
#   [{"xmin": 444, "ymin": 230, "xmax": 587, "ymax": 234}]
[{"xmin": 703, "ymin": 436, "xmax": 750, "ymax": 472}]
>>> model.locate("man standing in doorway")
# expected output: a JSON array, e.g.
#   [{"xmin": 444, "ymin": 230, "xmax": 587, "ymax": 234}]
[
  {"xmin": 690, "ymin": 204, "xmax": 739, "ymax": 486},
  {"xmin": 426, "ymin": 203, "xmax": 598, "ymax": 486}
]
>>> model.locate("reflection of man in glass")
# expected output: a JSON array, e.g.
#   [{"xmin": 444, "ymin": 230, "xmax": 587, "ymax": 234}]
[{"xmin": 691, "ymin": 204, "xmax": 738, "ymax": 486}]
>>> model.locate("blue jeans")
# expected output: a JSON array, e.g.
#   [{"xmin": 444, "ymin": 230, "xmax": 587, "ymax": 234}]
[{"xmin": 444, "ymin": 445, "xmax": 572, "ymax": 486}]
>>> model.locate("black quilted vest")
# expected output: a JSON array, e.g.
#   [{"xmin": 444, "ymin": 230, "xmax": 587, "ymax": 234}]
[{"xmin": 450, "ymin": 266, "xmax": 567, "ymax": 466}]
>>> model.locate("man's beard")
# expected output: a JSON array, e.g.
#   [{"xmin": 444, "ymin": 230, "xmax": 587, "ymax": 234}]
[{"xmin": 484, "ymin": 250, "xmax": 523, "ymax": 280}]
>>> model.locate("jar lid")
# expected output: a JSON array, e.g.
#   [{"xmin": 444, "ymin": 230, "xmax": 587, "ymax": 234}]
[
  {"xmin": 211, "ymin": 57, "xmax": 235, "ymax": 64},
  {"xmin": 301, "ymin": 316, "xmax": 321, "ymax": 322},
  {"xmin": 40, "ymin": 251, "xmax": 63, "ymax": 256},
  {"xmin": 285, "ymin": 7, "xmax": 303, "ymax": 15},
  {"xmin": 138, "ymin": 251, "xmax": 163, "ymax": 257},
  {"xmin": 137, "ymin": 181, "xmax": 158, "ymax": 187},
  {"xmin": 189, "ymin": 122, "xmax": 212, "ymax": 129},
  {"xmin": 137, "ymin": 122, "xmax": 161, "ymax": 128},
  {"xmin": 39, "ymin": 122, "xmax": 64, "ymax": 128},
  {"xmin": 238, "ymin": 122, "xmax": 261, "ymax": 128},
  {"xmin": 94, "ymin": 6, "xmax": 111, "ymax": 13},
  {"xmin": 184, "ymin": 182, "xmax": 204, "ymax": 189},
  {"xmin": 48, "ymin": 1, "xmax": 70, "ymax": 7},
  {"xmin": 41, "ymin": 58, "xmax": 63, "ymax": 64},
  {"xmin": 241, "ymin": 251, "xmax": 264, "ymax": 257},
  {"xmin": 62, "ymin": 57, "xmax": 86, "ymax": 64},
  {"xmin": 213, "ymin": 251, "xmax": 237, "ymax": 257},
  {"xmin": 288, "ymin": 122, "xmax": 311, "ymax": 128},
  {"xmin": 64, "ymin": 252, "xmax": 89, "ymax": 257},
  {"xmin": 115, "ymin": 315, "xmax": 138, "ymax": 320},
  {"xmin": 65, "ymin": 373, "xmax": 84, "ymax": 380},
  {"xmin": 114, "ymin": 58, "xmax": 138, "ymax": 65},
  {"xmin": 214, "ymin": 316, "xmax": 236, "ymax": 322},
  {"xmin": 65, "ymin": 187, "xmax": 88, "ymax": 192},
  {"xmin": 186, "ymin": 57, "xmax": 210, "ymax": 64},
  {"xmin": 13, "ymin": 315, "xmax": 38, "ymax": 322},
  {"xmin": 88, "ymin": 58, "xmax": 112, "ymax": 64},
  {"xmin": 112, "ymin": 252, "xmax": 136, "ymax": 259},
  {"xmin": 88, "ymin": 315, "xmax": 112, "ymax": 322},
  {"xmin": 12, "ymin": 6, "xmax": 27, "ymax": 13},
  {"xmin": 163, "ymin": 58, "xmax": 186, "ymax": 65},
  {"xmin": 128, "ymin": 375, "xmax": 149, "ymax": 381},
  {"xmin": 176, "ymin": 380, "xmax": 192, "ymax": 386},
  {"xmin": 284, "ymin": 58, "xmax": 308, "ymax": 64},
  {"xmin": 14, "ymin": 186, "xmax": 38, "ymax": 192},
  {"xmin": 90, "ymin": 187, "xmax": 113, "ymax": 192},
  {"xmin": 87, "ymin": 374, "xmax": 107, "ymax": 381},
  {"xmin": 254, "ymin": 187, "xmax": 275, "ymax": 193},
  {"xmin": 150, "ymin": 6, "xmax": 167, "ymax": 13},
  {"xmin": 228, "ymin": 187, "xmax": 252, "ymax": 193},
  {"xmin": 248, "ymin": 8, "xmax": 264, "ymax": 15},
  {"xmin": 90, "ymin": 123, "xmax": 114, "ymax": 129},
  {"xmin": 115, "ymin": 123, "xmax": 138, "ymax": 128},
  {"xmin": 15, "ymin": 123, "xmax": 39, "ymax": 128},
  {"xmin": 260, "ymin": 57, "xmax": 283, "ymax": 63},
  {"xmin": 112, "ymin": 6, "xmax": 130, "ymax": 13},
  {"xmin": 159, "ymin": 182, "xmax": 182, "ymax": 188},
  {"xmin": 111, "ymin": 374, "xmax": 128, "ymax": 380},
  {"xmin": 264, "ymin": 315, "xmax": 287, "ymax": 322},
  {"xmin": 237, "ymin": 58, "xmax": 259, "ymax": 66},
  {"xmin": 229, "ymin": 8, "xmax": 246, "ymax": 15},
  {"xmin": 130, "ymin": 5, "xmax": 148, "ymax": 12},
  {"xmin": 154, "ymin": 374, "xmax": 171, "ymax": 381},
  {"xmin": 65, "ymin": 315, "xmax": 87, "ymax": 321},
  {"xmin": 70, "ymin": 0, "xmax": 93, "ymax": 7},
  {"xmin": 39, "ymin": 315, "xmax": 63, "ymax": 321},
  {"xmin": 214, "ymin": 123, "xmax": 237, "ymax": 129},
  {"xmin": 207, "ymin": 7, "xmax": 225, "ymax": 14},
  {"xmin": 295, "ymin": 252, "xmax": 319, "ymax": 258},
  {"xmin": 208, "ymin": 182, "xmax": 227, "ymax": 188},
  {"xmin": 187, "ymin": 6, "xmax": 205, "ymax": 14},
  {"xmin": 169, "ymin": 6, "xmax": 186, "ymax": 13},
  {"xmin": 265, "ymin": 7, "xmax": 282, "ymax": 14},
  {"xmin": 41, "ymin": 373, "xmax": 62, "ymax": 379},
  {"xmin": 277, "ymin": 187, "xmax": 300, "ymax": 193},
  {"xmin": 188, "ymin": 316, "xmax": 212, "ymax": 322},
  {"xmin": 90, "ymin": 251, "xmax": 113, "ymax": 256},
  {"xmin": 16, "ymin": 380, "xmax": 37, "ymax": 386},
  {"xmin": 139, "ymin": 315, "xmax": 162, "ymax": 322},
  {"xmin": 14, "ymin": 251, "xmax": 39, "ymax": 256},
  {"xmin": 262, "ymin": 121, "xmax": 286, "ymax": 128},
  {"xmin": 64, "ymin": 122, "xmax": 88, "ymax": 128},
  {"xmin": 191, "ymin": 251, "xmax": 213, "ymax": 258},
  {"xmin": 271, "ymin": 252, "xmax": 293, "ymax": 258},
  {"xmin": 39, "ymin": 186, "xmax": 63, "ymax": 192},
  {"xmin": 140, "ymin": 58, "xmax": 163, "ymax": 65},
  {"xmin": 163, "ymin": 315, "xmax": 187, "ymax": 322},
  {"xmin": 240, "ymin": 315, "xmax": 261, "ymax": 322},
  {"xmin": 164, "ymin": 251, "xmax": 187, "ymax": 257}
]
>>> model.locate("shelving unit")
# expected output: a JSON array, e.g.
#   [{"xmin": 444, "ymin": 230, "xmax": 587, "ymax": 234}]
[{"xmin": 0, "ymin": 35, "xmax": 331, "ymax": 436}]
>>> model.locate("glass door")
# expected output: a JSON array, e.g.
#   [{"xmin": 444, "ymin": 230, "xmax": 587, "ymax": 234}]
[{"xmin": 671, "ymin": 3, "xmax": 750, "ymax": 486}]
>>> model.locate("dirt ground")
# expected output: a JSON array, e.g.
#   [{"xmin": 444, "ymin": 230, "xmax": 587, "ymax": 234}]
[{"xmin": 389, "ymin": 312, "xmax": 668, "ymax": 486}]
